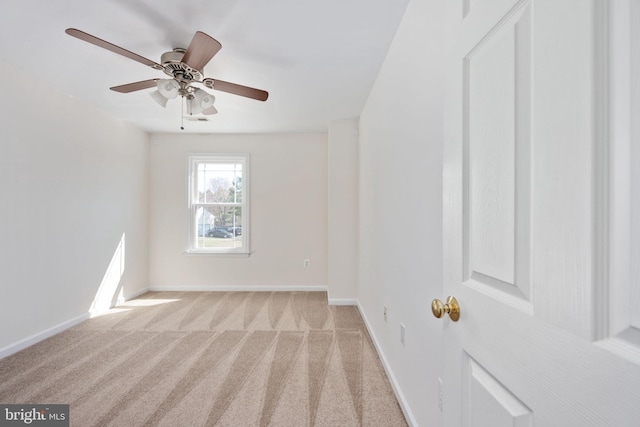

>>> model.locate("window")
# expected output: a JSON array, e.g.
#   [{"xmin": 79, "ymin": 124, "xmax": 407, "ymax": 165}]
[{"xmin": 188, "ymin": 154, "xmax": 249, "ymax": 254}]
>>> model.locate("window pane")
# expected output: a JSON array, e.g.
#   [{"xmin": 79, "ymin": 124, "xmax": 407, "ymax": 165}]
[
  {"xmin": 195, "ymin": 207, "xmax": 212, "ymax": 237},
  {"xmin": 195, "ymin": 235, "xmax": 243, "ymax": 250},
  {"xmin": 197, "ymin": 163, "xmax": 242, "ymax": 203},
  {"xmin": 201, "ymin": 206, "xmax": 241, "ymax": 230},
  {"xmin": 194, "ymin": 207, "xmax": 243, "ymax": 250}
]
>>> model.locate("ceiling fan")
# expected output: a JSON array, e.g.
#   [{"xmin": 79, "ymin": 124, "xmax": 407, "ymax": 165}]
[{"xmin": 65, "ymin": 28, "xmax": 269, "ymax": 117}]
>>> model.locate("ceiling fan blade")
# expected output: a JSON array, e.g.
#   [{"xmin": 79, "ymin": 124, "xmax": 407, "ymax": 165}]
[
  {"xmin": 212, "ymin": 79, "xmax": 269, "ymax": 101},
  {"xmin": 203, "ymin": 106, "xmax": 218, "ymax": 115},
  {"xmin": 65, "ymin": 28, "xmax": 163, "ymax": 70},
  {"xmin": 181, "ymin": 31, "xmax": 222, "ymax": 71},
  {"xmin": 110, "ymin": 79, "xmax": 159, "ymax": 93}
]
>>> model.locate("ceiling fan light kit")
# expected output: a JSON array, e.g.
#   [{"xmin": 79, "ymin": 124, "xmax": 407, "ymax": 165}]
[
  {"xmin": 193, "ymin": 88, "xmax": 215, "ymax": 111},
  {"xmin": 185, "ymin": 88, "xmax": 216, "ymax": 115},
  {"xmin": 149, "ymin": 89, "xmax": 169, "ymax": 108},
  {"xmin": 64, "ymin": 28, "xmax": 268, "ymax": 127},
  {"xmin": 157, "ymin": 79, "xmax": 180, "ymax": 99}
]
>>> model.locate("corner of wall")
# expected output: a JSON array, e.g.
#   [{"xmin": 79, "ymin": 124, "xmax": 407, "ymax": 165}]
[{"xmin": 327, "ymin": 118, "xmax": 360, "ymax": 302}]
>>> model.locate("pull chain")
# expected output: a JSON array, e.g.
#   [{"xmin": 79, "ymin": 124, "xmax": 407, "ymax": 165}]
[{"xmin": 180, "ymin": 96, "xmax": 185, "ymax": 130}]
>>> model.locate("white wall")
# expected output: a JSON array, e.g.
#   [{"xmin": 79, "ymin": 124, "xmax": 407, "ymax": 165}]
[
  {"xmin": 148, "ymin": 133, "xmax": 327, "ymax": 289},
  {"xmin": 0, "ymin": 67, "xmax": 150, "ymax": 354},
  {"xmin": 358, "ymin": 0, "xmax": 444, "ymax": 426},
  {"xmin": 328, "ymin": 118, "xmax": 359, "ymax": 303}
]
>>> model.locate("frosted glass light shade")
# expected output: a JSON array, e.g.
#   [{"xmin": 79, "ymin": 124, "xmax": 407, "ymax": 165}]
[
  {"xmin": 203, "ymin": 105, "xmax": 218, "ymax": 115},
  {"xmin": 186, "ymin": 97, "xmax": 202, "ymax": 115},
  {"xmin": 149, "ymin": 90, "xmax": 168, "ymax": 107},
  {"xmin": 157, "ymin": 79, "xmax": 180, "ymax": 99},
  {"xmin": 194, "ymin": 88, "xmax": 215, "ymax": 109}
]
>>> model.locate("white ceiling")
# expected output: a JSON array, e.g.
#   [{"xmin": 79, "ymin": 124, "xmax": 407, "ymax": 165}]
[{"xmin": 0, "ymin": 0, "xmax": 408, "ymax": 133}]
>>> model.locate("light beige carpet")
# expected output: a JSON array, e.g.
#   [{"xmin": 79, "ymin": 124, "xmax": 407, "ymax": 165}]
[{"xmin": 0, "ymin": 291, "xmax": 408, "ymax": 426}]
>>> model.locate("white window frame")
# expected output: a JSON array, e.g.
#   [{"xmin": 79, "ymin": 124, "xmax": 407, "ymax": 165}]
[{"xmin": 187, "ymin": 154, "xmax": 250, "ymax": 254}]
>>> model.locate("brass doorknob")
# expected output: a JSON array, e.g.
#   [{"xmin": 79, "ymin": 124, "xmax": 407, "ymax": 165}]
[{"xmin": 431, "ymin": 296, "xmax": 460, "ymax": 321}]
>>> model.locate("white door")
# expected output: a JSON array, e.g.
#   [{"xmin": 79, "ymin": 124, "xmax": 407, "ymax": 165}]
[{"xmin": 441, "ymin": 0, "xmax": 640, "ymax": 426}]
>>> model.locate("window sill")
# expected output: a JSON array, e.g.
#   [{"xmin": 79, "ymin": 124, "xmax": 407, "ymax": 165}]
[{"xmin": 184, "ymin": 250, "xmax": 251, "ymax": 258}]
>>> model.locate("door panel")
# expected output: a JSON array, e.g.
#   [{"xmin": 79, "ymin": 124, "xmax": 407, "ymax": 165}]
[
  {"xmin": 602, "ymin": 0, "xmax": 640, "ymax": 364},
  {"xmin": 463, "ymin": 0, "xmax": 532, "ymax": 308},
  {"xmin": 443, "ymin": 0, "xmax": 640, "ymax": 426},
  {"xmin": 464, "ymin": 354, "xmax": 532, "ymax": 427}
]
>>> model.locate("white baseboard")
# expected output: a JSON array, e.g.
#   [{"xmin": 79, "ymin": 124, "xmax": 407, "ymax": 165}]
[
  {"xmin": 148, "ymin": 285, "xmax": 328, "ymax": 292},
  {"xmin": 0, "ymin": 312, "xmax": 90, "ymax": 360},
  {"xmin": 328, "ymin": 298, "xmax": 358, "ymax": 306},
  {"xmin": 357, "ymin": 302, "xmax": 418, "ymax": 427}
]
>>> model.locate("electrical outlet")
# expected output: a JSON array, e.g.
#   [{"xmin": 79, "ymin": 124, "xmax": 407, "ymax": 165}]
[
  {"xmin": 438, "ymin": 377, "xmax": 444, "ymax": 412},
  {"xmin": 383, "ymin": 306, "xmax": 388, "ymax": 322},
  {"xmin": 303, "ymin": 259, "xmax": 310, "ymax": 268},
  {"xmin": 400, "ymin": 323, "xmax": 406, "ymax": 346}
]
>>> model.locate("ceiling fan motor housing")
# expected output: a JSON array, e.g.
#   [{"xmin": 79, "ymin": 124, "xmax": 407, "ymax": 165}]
[{"xmin": 161, "ymin": 48, "xmax": 203, "ymax": 83}]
